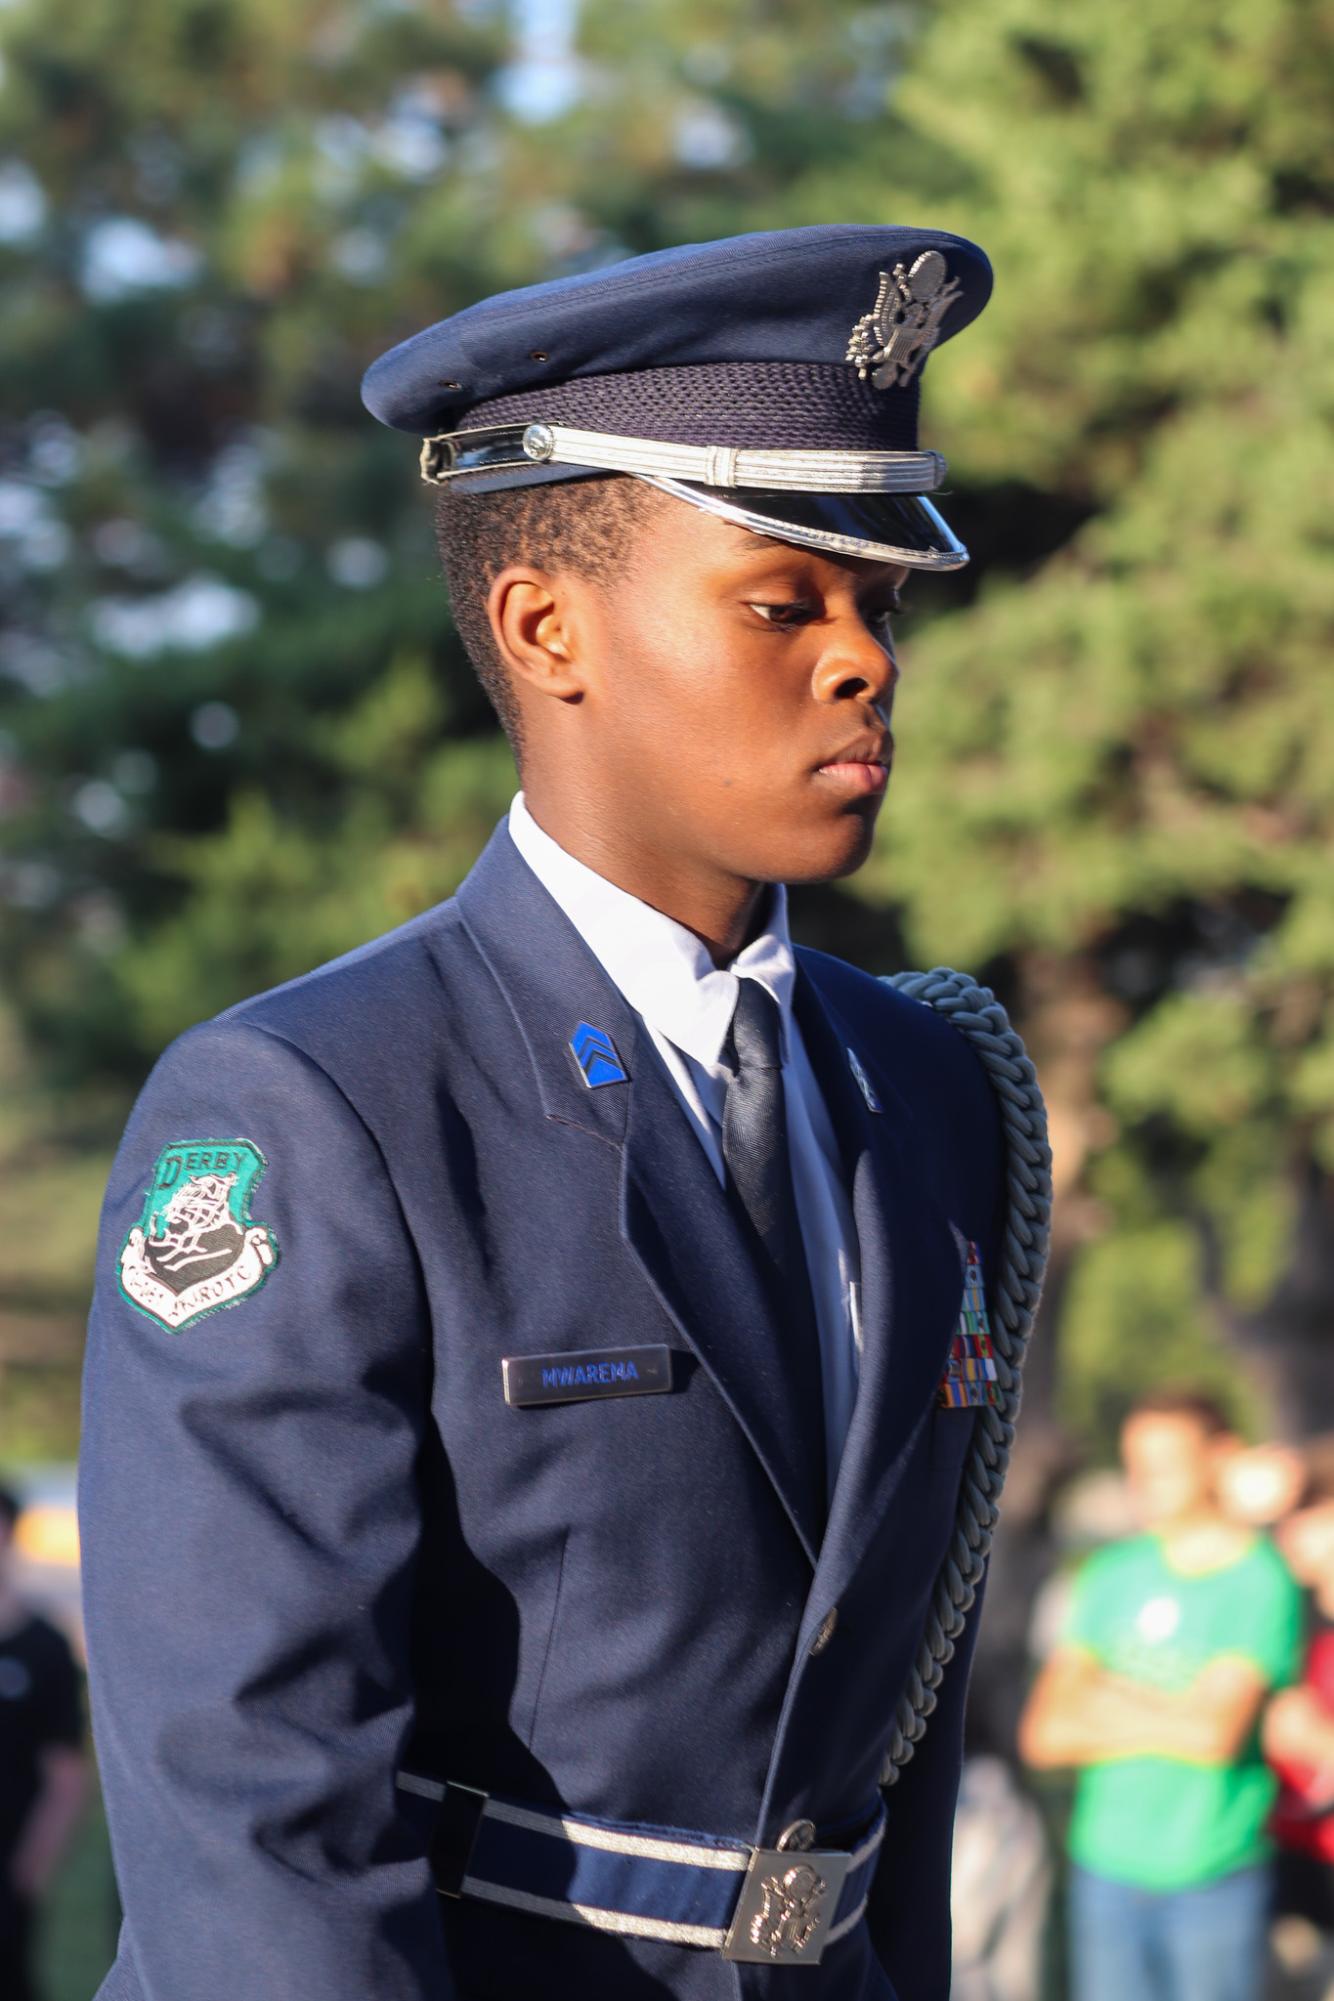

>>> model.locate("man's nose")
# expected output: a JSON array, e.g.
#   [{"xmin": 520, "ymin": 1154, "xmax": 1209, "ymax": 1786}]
[{"xmin": 810, "ymin": 615, "xmax": 898, "ymax": 705}]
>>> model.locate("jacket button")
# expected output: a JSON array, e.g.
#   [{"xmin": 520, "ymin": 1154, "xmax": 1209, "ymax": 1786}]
[{"xmin": 810, "ymin": 1607, "xmax": 839, "ymax": 1656}]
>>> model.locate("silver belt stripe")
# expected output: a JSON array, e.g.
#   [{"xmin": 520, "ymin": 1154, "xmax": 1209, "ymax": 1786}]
[
  {"xmin": 460, "ymin": 1877, "xmax": 875, "ymax": 1950},
  {"xmin": 486, "ymin": 1797, "xmax": 751, "ymax": 1869},
  {"xmin": 399, "ymin": 1771, "xmax": 744, "ymax": 1867},
  {"xmin": 461, "ymin": 1880, "xmax": 730, "ymax": 1948}
]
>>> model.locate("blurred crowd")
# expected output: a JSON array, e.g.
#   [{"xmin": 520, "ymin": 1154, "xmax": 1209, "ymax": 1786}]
[
  {"xmin": 0, "ymin": 1483, "xmax": 88, "ymax": 2001},
  {"xmin": 6, "ymin": 1401, "xmax": 1334, "ymax": 2000},
  {"xmin": 953, "ymin": 1396, "xmax": 1334, "ymax": 2001}
]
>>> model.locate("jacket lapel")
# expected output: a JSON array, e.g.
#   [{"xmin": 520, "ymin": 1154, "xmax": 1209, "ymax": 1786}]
[
  {"xmin": 619, "ymin": 1045, "xmax": 825, "ymax": 1563},
  {"xmin": 457, "ymin": 826, "xmax": 824, "ymax": 1564},
  {"xmin": 792, "ymin": 958, "xmax": 967, "ymax": 1601}
]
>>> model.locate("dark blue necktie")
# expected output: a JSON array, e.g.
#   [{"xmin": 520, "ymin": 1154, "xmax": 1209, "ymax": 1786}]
[{"xmin": 722, "ymin": 980, "xmax": 827, "ymax": 1515}]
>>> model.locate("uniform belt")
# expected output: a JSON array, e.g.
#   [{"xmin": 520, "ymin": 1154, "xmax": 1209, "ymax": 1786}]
[{"xmin": 396, "ymin": 1770, "xmax": 885, "ymax": 1968}]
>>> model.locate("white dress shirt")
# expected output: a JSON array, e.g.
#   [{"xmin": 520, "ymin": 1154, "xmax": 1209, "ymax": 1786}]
[{"xmin": 508, "ymin": 793, "xmax": 862, "ymax": 1483}]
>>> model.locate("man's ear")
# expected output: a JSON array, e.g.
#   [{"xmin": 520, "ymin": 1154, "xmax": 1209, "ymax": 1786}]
[{"xmin": 487, "ymin": 567, "xmax": 585, "ymax": 702}]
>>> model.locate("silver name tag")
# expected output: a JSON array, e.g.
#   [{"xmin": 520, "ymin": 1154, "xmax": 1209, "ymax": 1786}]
[{"xmin": 502, "ymin": 1344, "xmax": 675, "ymax": 1408}]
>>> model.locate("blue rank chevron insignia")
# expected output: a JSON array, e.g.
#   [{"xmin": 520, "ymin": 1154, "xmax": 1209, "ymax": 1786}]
[{"xmin": 570, "ymin": 1021, "xmax": 628, "ymax": 1089}]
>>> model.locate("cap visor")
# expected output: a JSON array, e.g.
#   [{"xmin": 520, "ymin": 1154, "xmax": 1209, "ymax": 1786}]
[{"xmin": 642, "ymin": 478, "xmax": 969, "ymax": 571}]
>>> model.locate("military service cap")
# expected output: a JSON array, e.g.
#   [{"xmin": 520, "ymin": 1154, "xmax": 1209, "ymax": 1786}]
[{"xmin": 362, "ymin": 224, "xmax": 992, "ymax": 570}]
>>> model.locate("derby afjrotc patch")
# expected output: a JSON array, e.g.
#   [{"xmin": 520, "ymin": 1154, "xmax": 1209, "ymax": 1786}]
[
  {"xmin": 118, "ymin": 1139, "xmax": 278, "ymax": 1333},
  {"xmin": 938, "ymin": 1240, "xmax": 1000, "ymax": 1410}
]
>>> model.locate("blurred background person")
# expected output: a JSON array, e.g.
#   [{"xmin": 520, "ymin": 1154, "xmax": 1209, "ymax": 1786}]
[
  {"xmin": 951, "ymin": 1715, "xmax": 1054, "ymax": 2001},
  {"xmin": 0, "ymin": 1483, "xmax": 90, "ymax": 2001},
  {"xmin": 1265, "ymin": 1438, "xmax": 1334, "ymax": 2000},
  {"xmin": 1020, "ymin": 1390, "xmax": 1302, "ymax": 2001},
  {"xmin": 1220, "ymin": 1443, "xmax": 1310, "ymax": 1538}
]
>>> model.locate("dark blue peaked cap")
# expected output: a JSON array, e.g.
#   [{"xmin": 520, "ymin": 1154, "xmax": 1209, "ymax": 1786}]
[{"xmin": 362, "ymin": 224, "xmax": 993, "ymax": 571}]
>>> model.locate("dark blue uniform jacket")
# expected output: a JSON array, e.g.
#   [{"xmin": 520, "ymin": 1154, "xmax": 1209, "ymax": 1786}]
[{"xmin": 81, "ymin": 824, "xmax": 1004, "ymax": 2001}]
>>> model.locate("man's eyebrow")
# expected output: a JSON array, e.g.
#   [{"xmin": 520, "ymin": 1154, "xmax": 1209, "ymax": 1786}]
[
  {"xmin": 714, "ymin": 530, "xmax": 826, "ymax": 568},
  {"xmin": 716, "ymin": 531, "xmax": 804, "ymax": 559},
  {"xmin": 709, "ymin": 532, "xmax": 908, "ymax": 592}
]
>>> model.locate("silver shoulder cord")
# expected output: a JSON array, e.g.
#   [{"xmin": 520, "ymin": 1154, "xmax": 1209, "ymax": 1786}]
[{"xmin": 877, "ymin": 968, "xmax": 1053, "ymax": 1785}]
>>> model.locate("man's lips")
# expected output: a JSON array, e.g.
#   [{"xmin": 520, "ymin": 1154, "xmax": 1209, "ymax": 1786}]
[
  {"xmin": 816, "ymin": 760, "xmax": 889, "ymax": 794},
  {"xmin": 814, "ymin": 735, "xmax": 892, "ymax": 794}
]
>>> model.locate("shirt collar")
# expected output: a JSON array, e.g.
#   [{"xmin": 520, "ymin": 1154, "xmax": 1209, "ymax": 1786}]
[{"xmin": 507, "ymin": 792, "xmax": 795, "ymax": 1071}]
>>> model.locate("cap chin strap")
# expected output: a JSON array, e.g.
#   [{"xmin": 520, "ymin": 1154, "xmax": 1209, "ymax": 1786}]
[{"xmin": 420, "ymin": 421, "xmax": 946, "ymax": 495}]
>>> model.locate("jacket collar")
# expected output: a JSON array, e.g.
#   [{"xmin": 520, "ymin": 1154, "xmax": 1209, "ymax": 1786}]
[
  {"xmin": 455, "ymin": 825, "xmax": 965, "ymax": 1579},
  {"xmin": 458, "ymin": 824, "xmax": 829, "ymax": 1556},
  {"xmin": 507, "ymin": 791, "xmax": 797, "ymax": 1072},
  {"xmin": 456, "ymin": 820, "xmax": 637, "ymax": 1148}
]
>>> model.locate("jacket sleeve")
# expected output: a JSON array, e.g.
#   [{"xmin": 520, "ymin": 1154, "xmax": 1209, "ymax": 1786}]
[
  {"xmin": 79, "ymin": 1019, "xmax": 449, "ymax": 2001},
  {"xmin": 864, "ymin": 1576, "xmax": 988, "ymax": 2001}
]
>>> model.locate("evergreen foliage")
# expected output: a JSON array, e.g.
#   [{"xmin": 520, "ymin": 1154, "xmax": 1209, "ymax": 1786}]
[{"xmin": 1, "ymin": 0, "xmax": 1330, "ymax": 1455}]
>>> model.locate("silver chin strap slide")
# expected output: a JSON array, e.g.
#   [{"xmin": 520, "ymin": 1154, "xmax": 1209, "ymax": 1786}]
[{"xmin": 419, "ymin": 421, "xmax": 947, "ymax": 495}]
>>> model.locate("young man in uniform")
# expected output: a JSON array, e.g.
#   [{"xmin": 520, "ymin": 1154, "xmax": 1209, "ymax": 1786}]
[{"xmin": 81, "ymin": 225, "xmax": 1037, "ymax": 2001}]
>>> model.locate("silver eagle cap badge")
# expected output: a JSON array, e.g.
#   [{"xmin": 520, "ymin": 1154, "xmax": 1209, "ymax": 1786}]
[{"xmin": 845, "ymin": 250, "xmax": 963, "ymax": 391}]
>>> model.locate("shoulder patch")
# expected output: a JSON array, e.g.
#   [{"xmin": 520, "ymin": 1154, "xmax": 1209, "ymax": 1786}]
[{"xmin": 118, "ymin": 1138, "xmax": 278, "ymax": 1333}]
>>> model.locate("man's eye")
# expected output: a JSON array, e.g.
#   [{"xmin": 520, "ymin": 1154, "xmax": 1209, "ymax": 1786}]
[
  {"xmin": 748, "ymin": 601, "xmax": 815, "ymax": 628},
  {"xmin": 867, "ymin": 589, "xmax": 906, "ymax": 628}
]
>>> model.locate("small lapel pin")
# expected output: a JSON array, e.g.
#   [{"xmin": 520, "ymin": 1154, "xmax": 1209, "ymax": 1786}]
[
  {"xmin": 847, "ymin": 1047, "xmax": 882, "ymax": 1113},
  {"xmin": 570, "ymin": 1021, "xmax": 628, "ymax": 1089}
]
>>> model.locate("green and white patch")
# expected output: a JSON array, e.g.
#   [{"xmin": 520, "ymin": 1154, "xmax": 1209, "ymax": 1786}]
[{"xmin": 119, "ymin": 1138, "xmax": 278, "ymax": 1332}]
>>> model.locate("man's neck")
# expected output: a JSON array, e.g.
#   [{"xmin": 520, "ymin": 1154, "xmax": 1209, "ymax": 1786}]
[
  {"xmin": 1156, "ymin": 1514, "xmax": 1254, "ymax": 1575},
  {"xmin": 518, "ymin": 789, "xmax": 766, "ymax": 966}
]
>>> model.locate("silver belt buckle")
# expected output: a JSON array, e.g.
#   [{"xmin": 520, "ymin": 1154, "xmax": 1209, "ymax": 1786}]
[{"xmin": 722, "ymin": 1826, "xmax": 852, "ymax": 1967}]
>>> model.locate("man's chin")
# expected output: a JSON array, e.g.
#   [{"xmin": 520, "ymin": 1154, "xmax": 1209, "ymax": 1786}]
[{"xmin": 770, "ymin": 812, "xmax": 882, "ymax": 887}]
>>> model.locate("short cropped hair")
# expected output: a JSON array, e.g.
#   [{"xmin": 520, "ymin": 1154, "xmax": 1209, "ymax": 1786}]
[
  {"xmin": 1126, "ymin": 1389, "xmax": 1233, "ymax": 1437},
  {"xmin": 432, "ymin": 474, "xmax": 660, "ymax": 754}
]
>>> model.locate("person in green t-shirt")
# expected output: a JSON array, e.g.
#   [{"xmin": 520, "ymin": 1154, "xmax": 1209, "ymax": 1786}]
[{"xmin": 1020, "ymin": 1389, "xmax": 1303, "ymax": 2001}]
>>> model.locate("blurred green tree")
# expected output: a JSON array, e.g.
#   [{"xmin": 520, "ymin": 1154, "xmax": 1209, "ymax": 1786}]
[
  {"xmin": 471, "ymin": 0, "xmax": 1334, "ymax": 1440},
  {"xmin": 1, "ymin": 0, "xmax": 1331, "ymax": 1458},
  {"xmin": 0, "ymin": 0, "xmax": 526, "ymax": 1085},
  {"xmin": 0, "ymin": 0, "xmax": 533, "ymax": 1443},
  {"xmin": 861, "ymin": 0, "xmax": 1334, "ymax": 1443}
]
